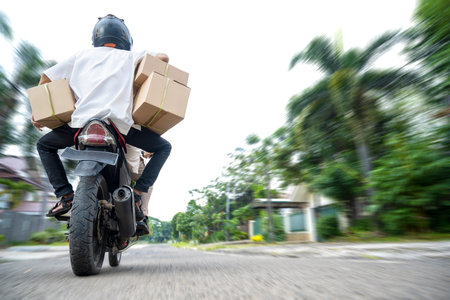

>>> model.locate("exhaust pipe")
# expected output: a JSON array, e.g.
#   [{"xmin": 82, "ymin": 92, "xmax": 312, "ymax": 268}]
[{"xmin": 112, "ymin": 186, "xmax": 136, "ymax": 241}]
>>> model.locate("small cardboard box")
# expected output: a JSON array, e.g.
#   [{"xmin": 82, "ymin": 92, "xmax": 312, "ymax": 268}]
[
  {"xmin": 27, "ymin": 79, "xmax": 76, "ymax": 129},
  {"xmin": 133, "ymin": 72, "xmax": 190, "ymax": 135},
  {"xmin": 134, "ymin": 54, "xmax": 189, "ymax": 87}
]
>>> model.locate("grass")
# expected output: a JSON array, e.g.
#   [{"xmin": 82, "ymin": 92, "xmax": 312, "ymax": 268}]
[
  {"xmin": 328, "ymin": 231, "xmax": 450, "ymax": 243},
  {"xmin": 6, "ymin": 240, "xmax": 69, "ymax": 247},
  {"xmin": 171, "ymin": 231, "xmax": 450, "ymax": 251},
  {"xmin": 171, "ymin": 241, "xmax": 286, "ymax": 251}
]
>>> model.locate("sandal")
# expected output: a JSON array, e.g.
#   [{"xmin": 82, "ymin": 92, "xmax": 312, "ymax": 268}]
[
  {"xmin": 135, "ymin": 201, "xmax": 144, "ymax": 222},
  {"xmin": 46, "ymin": 194, "xmax": 74, "ymax": 217},
  {"xmin": 133, "ymin": 191, "xmax": 144, "ymax": 221},
  {"xmin": 135, "ymin": 220, "xmax": 149, "ymax": 236},
  {"xmin": 133, "ymin": 191, "xmax": 148, "ymax": 236}
]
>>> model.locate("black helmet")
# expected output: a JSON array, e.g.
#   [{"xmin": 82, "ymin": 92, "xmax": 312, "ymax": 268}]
[{"xmin": 92, "ymin": 14, "xmax": 133, "ymax": 50}]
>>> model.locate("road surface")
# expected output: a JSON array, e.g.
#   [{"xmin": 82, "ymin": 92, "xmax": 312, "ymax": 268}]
[{"xmin": 1, "ymin": 243, "xmax": 449, "ymax": 299}]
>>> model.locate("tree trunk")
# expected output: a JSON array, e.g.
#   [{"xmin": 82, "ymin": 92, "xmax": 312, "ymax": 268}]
[
  {"xmin": 355, "ymin": 135, "xmax": 372, "ymax": 179},
  {"xmin": 265, "ymin": 170, "xmax": 275, "ymax": 242},
  {"xmin": 354, "ymin": 131, "xmax": 375, "ymax": 199},
  {"xmin": 347, "ymin": 197, "xmax": 357, "ymax": 227},
  {"xmin": 225, "ymin": 186, "xmax": 230, "ymax": 242},
  {"xmin": 353, "ymin": 130, "xmax": 382, "ymax": 229}
]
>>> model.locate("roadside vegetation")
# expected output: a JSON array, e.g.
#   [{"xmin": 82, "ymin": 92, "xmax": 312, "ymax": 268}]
[{"xmin": 170, "ymin": 0, "xmax": 450, "ymax": 243}]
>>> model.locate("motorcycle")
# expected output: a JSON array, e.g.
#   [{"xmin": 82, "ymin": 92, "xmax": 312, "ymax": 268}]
[{"xmin": 58, "ymin": 118, "xmax": 144, "ymax": 276}]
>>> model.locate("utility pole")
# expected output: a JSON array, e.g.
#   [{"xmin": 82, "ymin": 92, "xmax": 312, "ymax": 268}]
[
  {"xmin": 225, "ymin": 185, "xmax": 230, "ymax": 242},
  {"xmin": 39, "ymin": 191, "xmax": 48, "ymax": 231}
]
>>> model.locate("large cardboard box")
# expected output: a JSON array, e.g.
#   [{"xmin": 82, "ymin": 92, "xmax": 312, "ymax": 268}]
[
  {"xmin": 133, "ymin": 72, "xmax": 190, "ymax": 135},
  {"xmin": 134, "ymin": 54, "xmax": 189, "ymax": 87},
  {"xmin": 27, "ymin": 79, "xmax": 76, "ymax": 129}
]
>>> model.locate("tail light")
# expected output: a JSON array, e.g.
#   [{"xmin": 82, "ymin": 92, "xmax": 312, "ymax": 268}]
[{"xmin": 78, "ymin": 121, "xmax": 116, "ymax": 148}]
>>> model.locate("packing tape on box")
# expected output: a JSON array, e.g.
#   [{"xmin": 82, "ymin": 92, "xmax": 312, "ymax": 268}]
[
  {"xmin": 44, "ymin": 84, "xmax": 64, "ymax": 124},
  {"xmin": 146, "ymin": 77, "xmax": 170, "ymax": 129}
]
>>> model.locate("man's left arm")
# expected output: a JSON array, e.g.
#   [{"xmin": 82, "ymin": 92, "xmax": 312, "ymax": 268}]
[
  {"xmin": 38, "ymin": 73, "xmax": 51, "ymax": 85},
  {"xmin": 31, "ymin": 73, "xmax": 53, "ymax": 131}
]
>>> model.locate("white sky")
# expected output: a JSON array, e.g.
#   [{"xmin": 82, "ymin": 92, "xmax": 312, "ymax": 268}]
[{"xmin": 1, "ymin": 0, "xmax": 417, "ymax": 221}]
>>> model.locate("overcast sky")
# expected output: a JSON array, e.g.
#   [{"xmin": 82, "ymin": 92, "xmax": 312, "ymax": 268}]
[{"xmin": 1, "ymin": 0, "xmax": 417, "ymax": 221}]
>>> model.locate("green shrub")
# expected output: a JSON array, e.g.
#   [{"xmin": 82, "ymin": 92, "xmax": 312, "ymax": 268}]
[
  {"xmin": 231, "ymin": 230, "xmax": 248, "ymax": 241},
  {"xmin": 317, "ymin": 216, "xmax": 341, "ymax": 240},
  {"xmin": 350, "ymin": 218, "xmax": 374, "ymax": 232},
  {"xmin": 30, "ymin": 228, "xmax": 66, "ymax": 244},
  {"xmin": 381, "ymin": 208, "xmax": 429, "ymax": 235},
  {"xmin": 260, "ymin": 211, "xmax": 286, "ymax": 242},
  {"xmin": 205, "ymin": 230, "xmax": 225, "ymax": 243},
  {"xmin": 370, "ymin": 134, "xmax": 450, "ymax": 234}
]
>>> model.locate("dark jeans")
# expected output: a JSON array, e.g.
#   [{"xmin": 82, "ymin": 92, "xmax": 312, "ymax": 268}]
[{"xmin": 36, "ymin": 124, "xmax": 171, "ymax": 198}]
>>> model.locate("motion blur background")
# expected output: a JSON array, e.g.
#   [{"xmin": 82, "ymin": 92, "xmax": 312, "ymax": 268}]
[{"xmin": 0, "ymin": 0, "xmax": 448, "ymax": 243}]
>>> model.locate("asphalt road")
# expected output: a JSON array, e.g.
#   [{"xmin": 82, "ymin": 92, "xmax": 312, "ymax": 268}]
[{"xmin": 1, "ymin": 243, "xmax": 449, "ymax": 299}]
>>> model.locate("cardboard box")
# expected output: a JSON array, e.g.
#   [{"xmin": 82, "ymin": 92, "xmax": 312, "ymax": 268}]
[
  {"xmin": 133, "ymin": 72, "xmax": 190, "ymax": 135},
  {"xmin": 27, "ymin": 79, "xmax": 76, "ymax": 129},
  {"xmin": 134, "ymin": 54, "xmax": 189, "ymax": 87}
]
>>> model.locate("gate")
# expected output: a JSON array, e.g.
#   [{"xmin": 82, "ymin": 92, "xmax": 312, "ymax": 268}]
[
  {"xmin": 252, "ymin": 218, "xmax": 262, "ymax": 236},
  {"xmin": 289, "ymin": 212, "xmax": 306, "ymax": 231}
]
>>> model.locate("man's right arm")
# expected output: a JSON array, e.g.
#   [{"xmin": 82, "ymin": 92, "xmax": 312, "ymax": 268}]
[{"xmin": 156, "ymin": 53, "xmax": 169, "ymax": 63}]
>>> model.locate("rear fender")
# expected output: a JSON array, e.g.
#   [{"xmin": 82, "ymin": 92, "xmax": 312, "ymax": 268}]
[
  {"xmin": 75, "ymin": 161, "xmax": 106, "ymax": 177},
  {"xmin": 61, "ymin": 147, "xmax": 119, "ymax": 177}
]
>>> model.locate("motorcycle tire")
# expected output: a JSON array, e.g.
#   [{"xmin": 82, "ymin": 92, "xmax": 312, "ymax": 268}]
[
  {"xmin": 69, "ymin": 174, "xmax": 107, "ymax": 276},
  {"xmin": 108, "ymin": 251, "xmax": 121, "ymax": 267}
]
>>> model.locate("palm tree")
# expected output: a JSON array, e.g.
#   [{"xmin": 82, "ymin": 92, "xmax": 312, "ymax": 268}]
[
  {"xmin": 0, "ymin": 11, "xmax": 16, "ymax": 154},
  {"xmin": 408, "ymin": 0, "xmax": 450, "ymax": 107},
  {"xmin": 13, "ymin": 42, "xmax": 55, "ymax": 155},
  {"xmin": 288, "ymin": 32, "xmax": 418, "ymax": 198},
  {"xmin": 0, "ymin": 11, "xmax": 54, "ymax": 155},
  {"xmin": 0, "ymin": 11, "xmax": 13, "ymax": 40}
]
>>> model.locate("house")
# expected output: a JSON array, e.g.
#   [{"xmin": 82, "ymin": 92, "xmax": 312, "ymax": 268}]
[
  {"xmin": 0, "ymin": 156, "xmax": 58, "ymax": 242},
  {"xmin": 249, "ymin": 184, "xmax": 347, "ymax": 242}
]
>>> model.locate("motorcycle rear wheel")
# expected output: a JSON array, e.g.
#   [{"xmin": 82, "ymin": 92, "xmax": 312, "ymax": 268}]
[
  {"xmin": 108, "ymin": 251, "xmax": 121, "ymax": 267},
  {"xmin": 69, "ymin": 174, "xmax": 107, "ymax": 276}
]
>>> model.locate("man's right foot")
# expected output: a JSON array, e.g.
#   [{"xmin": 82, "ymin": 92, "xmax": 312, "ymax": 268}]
[
  {"xmin": 133, "ymin": 190, "xmax": 148, "ymax": 235},
  {"xmin": 136, "ymin": 220, "xmax": 149, "ymax": 236},
  {"xmin": 133, "ymin": 191, "xmax": 144, "ymax": 221}
]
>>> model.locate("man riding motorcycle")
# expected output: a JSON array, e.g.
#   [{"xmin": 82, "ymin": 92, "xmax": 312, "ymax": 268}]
[{"xmin": 31, "ymin": 14, "xmax": 171, "ymax": 235}]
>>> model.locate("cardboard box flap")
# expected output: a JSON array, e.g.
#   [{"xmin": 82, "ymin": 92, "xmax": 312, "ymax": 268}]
[
  {"xmin": 134, "ymin": 54, "xmax": 167, "ymax": 86},
  {"xmin": 134, "ymin": 54, "xmax": 189, "ymax": 87}
]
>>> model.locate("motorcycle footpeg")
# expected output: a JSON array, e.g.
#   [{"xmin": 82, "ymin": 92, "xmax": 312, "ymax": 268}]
[{"xmin": 55, "ymin": 215, "xmax": 70, "ymax": 222}]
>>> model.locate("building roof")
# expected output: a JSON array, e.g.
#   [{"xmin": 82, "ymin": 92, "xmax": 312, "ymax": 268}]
[
  {"xmin": 0, "ymin": 157, "xmax": 28, "ymax": 172},
  {"xmin": 251, "ymin": 199, "xmax": 307, "ymax": 209},
  {"xmin": 0, "ymin": 156, "xmax": 50, "ymax": 191},
  {"xmin": 12, "ymin": 200, "xmax": 58, "ymax": 214}
]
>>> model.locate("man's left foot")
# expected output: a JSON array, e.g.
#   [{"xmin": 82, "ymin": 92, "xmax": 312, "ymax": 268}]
[{"xmin": 46, "ymin": 194, "xmax": 74, "ymax": 217}]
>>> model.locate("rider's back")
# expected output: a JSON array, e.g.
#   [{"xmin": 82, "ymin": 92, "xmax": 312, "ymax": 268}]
[{"xmin": 44, "ymin": 47, "xmax": 146, "ymax": 134}]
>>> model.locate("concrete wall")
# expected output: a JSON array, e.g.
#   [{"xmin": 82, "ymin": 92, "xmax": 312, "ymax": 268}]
[{"xmin": 0, "ymin": 211, "xmax": 60, "ymax": 242}]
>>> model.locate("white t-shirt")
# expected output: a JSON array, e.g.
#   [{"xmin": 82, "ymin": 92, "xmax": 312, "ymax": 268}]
[{"xmin": 44, "ymin": 47, "xmax": 147, "ymax": 134}]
